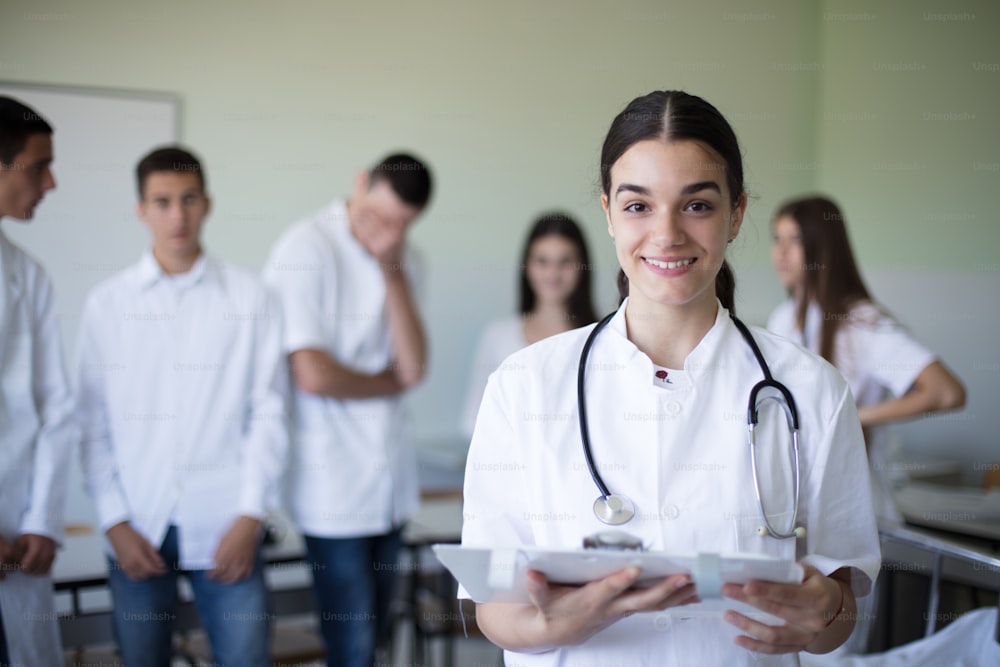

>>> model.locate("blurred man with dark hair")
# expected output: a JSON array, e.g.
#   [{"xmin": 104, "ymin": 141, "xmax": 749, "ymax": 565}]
[
  {"xmin": 77, "ymin": 145, "xmax": 288, "ymax": 667},
  {"xmin": 0, "ymin": 95, "xmax": 75, "ymax": 666},
  {"xmin": 264, "ymin": 152, "xmax": 432, "ymax": 667}
]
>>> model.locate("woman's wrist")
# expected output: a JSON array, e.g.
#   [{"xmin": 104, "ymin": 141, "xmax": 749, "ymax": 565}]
[{"xmin": 824, "ymin": 577, "xmax": 847, "ymax": 628}]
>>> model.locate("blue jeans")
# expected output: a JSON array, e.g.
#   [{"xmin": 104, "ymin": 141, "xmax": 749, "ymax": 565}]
[
  {"xmin": 304, "ymin": 529, "xmax": 403, "ymax": 667},
  {"xmin": 107, "ymin": 525, "xmax": 270, "ymax": 667}
]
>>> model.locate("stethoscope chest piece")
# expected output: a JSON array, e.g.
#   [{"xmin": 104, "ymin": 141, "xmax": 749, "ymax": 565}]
[{"xmin": 593, "ymin": 493, "xmax": 636, "ymax": 526}]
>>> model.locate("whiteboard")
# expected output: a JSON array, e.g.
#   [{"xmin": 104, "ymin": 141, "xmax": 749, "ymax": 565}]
[{"xmin": 0, "ymin": 81, "xmax": 179, "ymax": 346}]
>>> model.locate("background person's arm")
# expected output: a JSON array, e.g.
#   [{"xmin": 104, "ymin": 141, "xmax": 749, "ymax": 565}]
[
  {"xmin": 290, "ymin": 348, "xmax": 404, "ymax": 399},
  {"xmin": 857, "ymin": 360, "xmax": 966, "ymax": 427},
  {"xmin": 381, "ymin": 263, "xmax": 427, "ymax": 388}
]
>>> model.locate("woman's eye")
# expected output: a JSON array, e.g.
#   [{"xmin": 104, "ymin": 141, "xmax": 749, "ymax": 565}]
[
  {"xmin": 624, "ymin": 202, "xmax": 647, "ymax": 213},
  {"xmin": 688, "ymin": 201, "xmax": 713, "ymax": 213}
]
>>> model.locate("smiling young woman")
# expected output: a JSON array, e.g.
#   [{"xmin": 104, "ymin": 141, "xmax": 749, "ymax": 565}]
[{"xmin": 460, "ymin": 91, "xmax": 882, "ymax": 666}]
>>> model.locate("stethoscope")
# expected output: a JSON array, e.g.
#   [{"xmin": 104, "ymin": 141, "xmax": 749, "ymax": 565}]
[{"xmin": 577, "ymin": 310, "xmax": 807, "ymax": 540}]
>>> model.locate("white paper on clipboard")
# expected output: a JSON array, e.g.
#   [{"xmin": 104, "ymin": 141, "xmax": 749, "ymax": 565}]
[{"xmin": 432, "ymin": 544, "xmax": 804, "ymax": 605}]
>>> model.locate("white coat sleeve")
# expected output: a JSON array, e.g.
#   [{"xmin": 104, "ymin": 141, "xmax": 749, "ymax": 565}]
[
  {"xmin": 76, "ymin": 296, "xmax": 131, "ymax": 531},
  {"xmin": 800, "ymin": 383, "xmax": 882, "ymax": 597},
  {"xmin": 20, "ymin": 269, "xmax": 76, "ymax": 541},
  {"xmin": 461, "ymin": 372, "xmax": 536, "ymax": 550},
  {"xmin": 237, "ymin": 286, "xmax": 290, "ymax": 518},
  {"xmin": 854, "ymin": 311, "xmax": 935, "ymax": 398},
  {"xmin": 262, "ymin": 234, "xmax": 328, "ymax": 354}
]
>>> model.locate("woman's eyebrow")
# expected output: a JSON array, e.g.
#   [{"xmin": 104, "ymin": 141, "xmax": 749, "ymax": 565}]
[
  {"xmin": 681, "ymin": 181, "xmax": 722, "ymax": 196},
  {"xmin": 614, "ymin": 181, "xmax": 722, "ymax": 198},
  {"xmin": 614, "ymin": 183, "xmax": 651, "ymax": 198}
]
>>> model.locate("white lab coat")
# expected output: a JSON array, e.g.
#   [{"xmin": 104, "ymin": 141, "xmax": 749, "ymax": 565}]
[
  {"xmin": 0, "ymin": 229, "xmax": 75, "ymax": 665},
  {"xmin": 462, "ymin": 300, "xmax": 882, "ymax": 666}
]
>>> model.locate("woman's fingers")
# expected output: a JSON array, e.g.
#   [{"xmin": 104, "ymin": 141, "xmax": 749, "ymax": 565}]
[
  {"xmin": 609, "ymin": 574, "xmax": 698, "ymax": 615},
  {"xmin": 724, "ymin": 609, "xmax": 813, "ymax": 654}
]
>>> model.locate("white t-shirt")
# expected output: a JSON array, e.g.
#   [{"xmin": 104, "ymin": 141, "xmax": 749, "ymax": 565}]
[
  {"xmin": 263, "ymin": 199, "xmax": 422, "ymax": 537},
  {"xmin": 77, "ymin": 252, "xmax": 289, "ymax": 569},
  {"xmin": 463, "ymin": 300, "xmax": 881, "ymax": 666},
  {"xmin": 767, "ymin": 300, "xmax": 935, "ymax": 520},
  {"xmin": 461, "ymin": 316, "xmax": 528, "ymax": 438}
]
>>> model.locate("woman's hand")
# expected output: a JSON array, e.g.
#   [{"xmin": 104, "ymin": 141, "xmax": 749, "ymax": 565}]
[
  {"xmin": 477, "ymin": 567, "xmax": 699, "ymax": 652},
  {"xmin": 722, "ymin": 565, "xmax": 854, "ymax": 655}
]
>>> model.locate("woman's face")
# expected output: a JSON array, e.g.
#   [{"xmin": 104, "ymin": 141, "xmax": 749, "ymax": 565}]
[
  {"xmin": 771, "ymin": 215, "xmax": 806, "ymax": 293},
  {"xmin": 601, "ymin": 139, "xmax": 744, "ymax": 312},
  {"xmin": 525, "ymin": 234, "xmax": 582, "ymax": 307}
]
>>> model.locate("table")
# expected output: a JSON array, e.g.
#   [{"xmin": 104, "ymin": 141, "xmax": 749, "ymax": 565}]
[
  {"xmin": 878, "ymin": 518, "xmax": 1000, "ymax": 644},
  {"xmin": 398, "ymin": 493, "xmax": 466, "ymax": 667}
]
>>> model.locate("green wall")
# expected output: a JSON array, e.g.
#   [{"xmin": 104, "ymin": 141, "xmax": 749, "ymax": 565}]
[{"xmin": 2, "ymin": 0, "xmax": 996, "ymax": 471}]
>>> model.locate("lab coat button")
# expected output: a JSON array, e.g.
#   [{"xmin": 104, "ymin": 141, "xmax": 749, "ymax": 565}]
[
  {"xmin": 666, "ymin": 401, "xmax": 681, "ymax": 416},
  {"xmin": 662, "ymin": 503, "xmax": 680, "ymax": 519}
]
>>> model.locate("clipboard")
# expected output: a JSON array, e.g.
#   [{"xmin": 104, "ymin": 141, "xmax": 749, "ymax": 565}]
[{"xmin": 433, "ymin": 544, "xmax": 804, "ymax": 604}]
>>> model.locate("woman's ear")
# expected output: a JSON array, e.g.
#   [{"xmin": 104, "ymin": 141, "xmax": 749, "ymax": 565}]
[
  {"xmin": 601, "ymin": 193, "xmax": 614, "ymax": 240},
  {"xmin": 729, "ymin": 191, "xmax": 748, "ymax": 239}
]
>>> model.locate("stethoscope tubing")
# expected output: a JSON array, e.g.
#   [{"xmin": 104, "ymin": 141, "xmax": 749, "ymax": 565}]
[
  {"xmin": 577, "ymin": 311, "xmax": 618, "ymax": 499},
  {"xmin": 577, "ymin": 309, "xmax": 803, "ymax": 538}
]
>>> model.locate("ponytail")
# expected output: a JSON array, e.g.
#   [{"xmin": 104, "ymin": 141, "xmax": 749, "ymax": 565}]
[{"xmin": 715, "ymin": 260, "xmax": 736, "ymax": 314}]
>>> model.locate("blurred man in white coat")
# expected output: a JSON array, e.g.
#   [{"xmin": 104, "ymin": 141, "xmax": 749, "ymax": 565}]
[{"xmin": 0, "ymin": 96, "xmax": 75, "ymax": 665}]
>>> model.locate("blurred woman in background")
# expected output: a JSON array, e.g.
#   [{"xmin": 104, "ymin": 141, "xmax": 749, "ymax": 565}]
[
  {"xmin": 462, "ymin": 212, "xmax": 597, "ymax": 437},
  {"xmin": 768, "ymin": 195, "xmax": 966, "ymax": 522}
]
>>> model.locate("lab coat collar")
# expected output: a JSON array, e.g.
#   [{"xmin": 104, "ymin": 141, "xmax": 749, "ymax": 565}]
[
  {"xmin": 602, "ymin": 297, "xmax": 734, "ymax": 385},
  {"xmin": 135, "ymin": 250, "xmax": 217, "ymax": 291}
]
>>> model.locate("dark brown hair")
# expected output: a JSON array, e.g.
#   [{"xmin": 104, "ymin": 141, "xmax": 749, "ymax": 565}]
[
  {"xmin": 0, "ymin": 96, "xmax": 53, "ymax": 165},
  {"xmin": 774, "ymin": 195, "xmax": 872, "ymax": 364},
  {"xmin": 136, "ymin": 146, "xmax": 206, "ymax": 198},
  {"xmin": 369, "ymin": 153, "xmax": 432, "ymax": 208}
]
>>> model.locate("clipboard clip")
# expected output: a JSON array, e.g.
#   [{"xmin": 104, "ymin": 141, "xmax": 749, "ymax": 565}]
[{"xmin": 582, "ymin": 530, "xmax": 646, "ymax": 551}]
